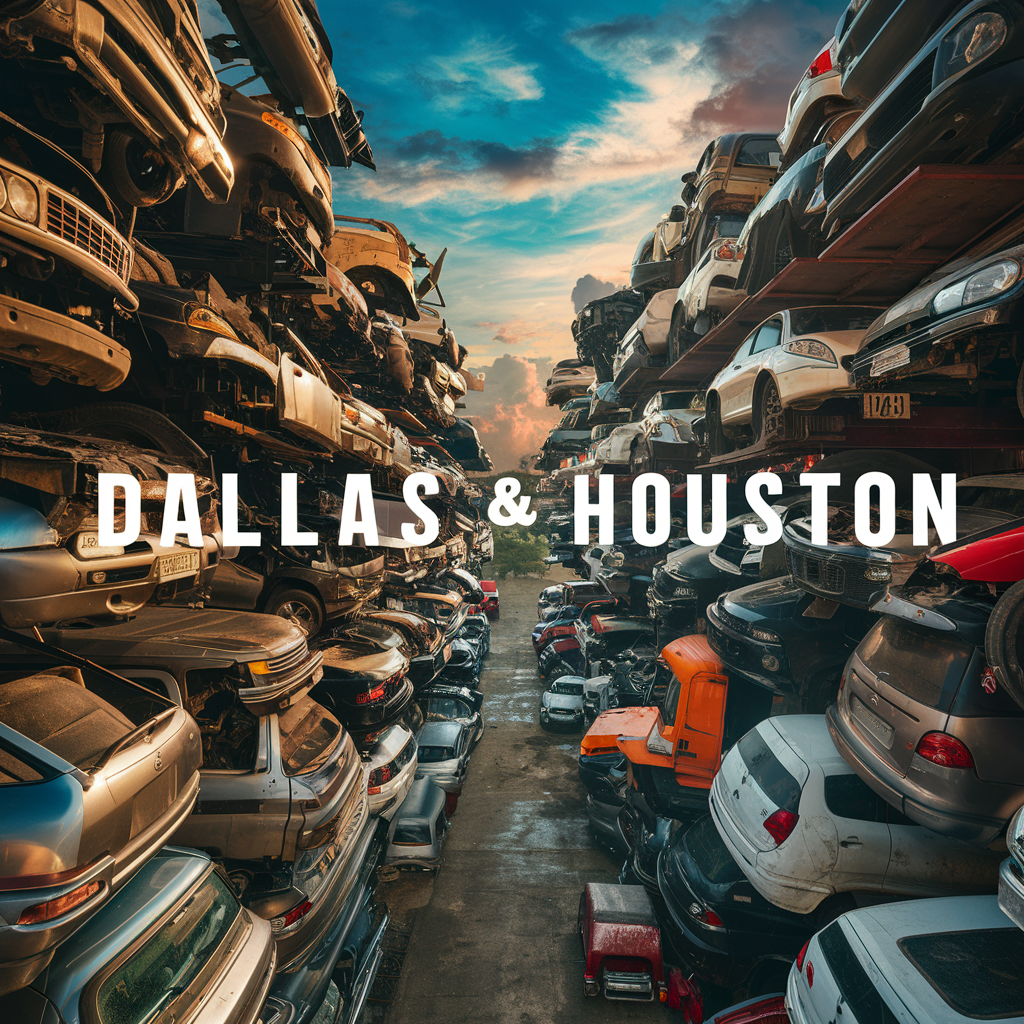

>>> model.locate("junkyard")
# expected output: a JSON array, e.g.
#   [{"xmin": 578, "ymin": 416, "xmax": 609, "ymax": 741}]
[{"xmin": 4, "ymin": 1, "xmax": 1024, "ymax": 1024}]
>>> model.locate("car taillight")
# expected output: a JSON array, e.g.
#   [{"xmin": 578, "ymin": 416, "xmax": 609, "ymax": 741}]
[
  {"xmin": 18, "ymin": 880, "xmax": 103, "ymax": 924},
  {"xmin": 806, "ymin": 960, "xmax": 814, "ymax": 987},
  {"xmin": 270, "ymin": 898, "xmax": 313, "ymax": 933},
  {"xmin": 355, "ymin": 684, "xmax": 387, "ymax": 705},
  {"xmin": 807, "ymin": 41, "xmax": 833, "ymax": 78},
  {"xmin": 796, "ymin": 939, "xmax": 810, "ymax": 972},
  {"xmin": 715, "ymin": 241, "xmax": 739, "ymax": 261},
  {"xmin": 763, "ymin": 809, "xmax": 799, "ymax": 846},
  {"xmin": 704, "ymin": 908, "xmax": 724, "ymax": 927},
  {"xmin": 368, "ymin": 764, "xmax": 394, "ymax": 793},
  {"xmin": 916, "ymin": 732, "xmax": 974, "ymax": 769}
]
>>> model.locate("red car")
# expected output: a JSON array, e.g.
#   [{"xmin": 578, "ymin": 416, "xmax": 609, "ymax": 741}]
[
  {"xmin": 577, "ymin": 883, "xmax": 667, "ymax": 1002},
  {"xmin": 472, "ymin": 580, "xmax": 499, "ymax": 620}
]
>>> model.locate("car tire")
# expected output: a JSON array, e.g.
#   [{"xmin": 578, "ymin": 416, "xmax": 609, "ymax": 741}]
[
  {"xmin": 47, "ymin": 402, "xmax": 209, "ymax": 460},
  {"xmin": 706, "ymin": 395, "xmax": 732, "ymax": 457},
  {"xmin": 264, "ymin": 586, "xmax": 326, "ymax": 637},
  {"xmin": 986, "ymin": 580, "xmax": 1024, "ymax": 710},
  {"xmin": 754, "ymin": 376, "xmax": 784, "ymax": 445}
]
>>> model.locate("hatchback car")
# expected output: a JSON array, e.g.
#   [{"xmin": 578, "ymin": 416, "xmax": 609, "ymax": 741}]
[
  {"xmin": 828, "ymin": 604, "xmax": 1024, "ymax": 845},
  {"xmin": 0, "ymin": 668, "xmax": 201, "ymax": 995},
  {"xmin": 362, "ymin": 722, "xmax": 418, "ymax": 820},
  {"xmin": 0, "ymin": 847, "xmax": 276, "ymax": 1024},
  {"xmin": 474, "ymin": 580, "xmax": 500, "ymax": 620},
  {"xmin": 415, "ymin": 720, "xmax": 472, "ymax": 794},
  {"xmin": 386, "ymin": 776, "xmax": 449, "ymax": 871},
  {"xmin": 421, "ymin": 693, "xmax": 485, "ymax": 748},
  {"xmin": 540, "ymin": 677, "xmax": 586, "ymax": 731},
  {"xmin": 786, "ymin": 895, "xmax": 1024, "ymax": 1024},
  {"xmin": 710, "ymin": 716, "xmax": 999, "ymax": 916},
  {"xmin": 704, "ymin": 306, "xmax": 881, "ymax": 454}
]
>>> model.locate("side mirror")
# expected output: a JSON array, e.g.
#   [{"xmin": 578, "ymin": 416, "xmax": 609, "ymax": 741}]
[
  {"xmin": 680, "ymin": 170, "xmax": 698, "ymax": 185},
  {"xmin": 668, "ymin": 204, "xmax": 687, "ymax": 222}
]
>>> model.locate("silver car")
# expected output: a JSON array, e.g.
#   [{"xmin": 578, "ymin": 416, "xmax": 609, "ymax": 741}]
[
  {"xmin": 386, "ymin": 777, "xmax": 448, "ymax": 871},
  {"xmin": 362, "ymin": 722, "xmax": 418, "ymax": 820},
  {"xmin": 415, "ymin": 720, "xmax": 472, "ymax": 794}
]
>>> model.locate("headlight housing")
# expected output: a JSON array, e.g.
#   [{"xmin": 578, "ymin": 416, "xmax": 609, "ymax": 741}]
[
  {"xmin": 6, "ymin": 173, "xmax": 38, "ymax": 222},
  {"xmin": 783, "ymin": 338, "xmax": 836, "ymax": 363},
  {"xmin": 932, "ymin": 259, "xmax": 1020, "ymax": 315},
  {"xmin": 934, "ymin": 11, "xmax": 1007, "ymax": 86}
]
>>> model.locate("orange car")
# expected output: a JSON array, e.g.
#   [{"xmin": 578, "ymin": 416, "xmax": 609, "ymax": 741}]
[
  {"xmin": 578, "ymin": 705, "xmax": 661, "ymax": 794},
  {"xmin": 617, "ymin": 635, "xmax": 774, "ymax": 818}
]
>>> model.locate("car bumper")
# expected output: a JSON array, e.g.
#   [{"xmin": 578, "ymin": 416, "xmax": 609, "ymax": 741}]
[
  {"xmin": 540, "ymin": 709, "xmax": 585, "ymax": 731},
  {"xmin": 776, "ymin": 366, "xmax": 856, "ymax": 408},
  {"xmin": 999, "ymin": 857, "xmax": 1024, "ymax": 930},
  {"xmin": 369, "ymin": 758, "xmax": 417, "ymax": 821},
  {"xmin": 705, "ymin": 606, "xmax": 794, "ymax": 695}
]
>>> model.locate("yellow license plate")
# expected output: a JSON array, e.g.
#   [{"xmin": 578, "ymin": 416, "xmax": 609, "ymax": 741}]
[
  {"xmin": 862, "ymin": 393, "xmax": 910, "ymax": 419},
  {"xmin": 157, "ymin": 549, "xmax": 200, "ymax": 581}
]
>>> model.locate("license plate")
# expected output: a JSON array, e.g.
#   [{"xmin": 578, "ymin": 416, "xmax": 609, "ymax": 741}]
[
  {"xmin": 870, "ymin": 344, "xmax": 910, "ymax": 377},
  {"xmin": 156, "ymin": 549, "xmax": 200, "ymax": 582},
  {"xmin": 850, "ymin": 695, "xmax": 895, "ymax": 749},
  {"xmin": 862, "ymin": 393, "xmax": 910, "ymax": 419}
]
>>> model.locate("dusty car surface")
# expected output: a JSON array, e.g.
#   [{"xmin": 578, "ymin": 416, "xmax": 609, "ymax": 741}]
[
  {"xmin": 327, "ymin": 217, "xmax": 419, "ymax": 321},
  {"xmin": 710, "ymin": 716, "xmax": 999, "ymax": 916},
  {"xmin": 0, "ymin": 847, "xmax": 277, "ymax": 1024},
  {"xmin": 0, "ymin": 666, "xmax": 201, "ymax": 995},
  {"xmin": 669, "ymin": 237, "xmax": 746, "ymax": 359},
  {"xmin": 362, "ymin": 608, "xmax": 448, "ymax": 688},
  {"xmin": 540, "ymin": 677, "xmax": 586, "ymax": 731},
  {"xmin": 386, "ymin": 776, "xmax": 448, "ymax": 870},
  {"xmin": 628, "ymin": 390, "xmax": 702, "ymax": 474},
  {"xmin": 415, "ymin": 719, "xmax": 472, "ymax": 794},
  {"xmin": 362, "ymin": 722, "xmax": 417, "ymax": 820},
  {"xmin": 545, "ymin": 358, "xmax": 597, "ymax": 405},
  {"xmin": 704, "ymin": 306, "xmax": 881, "ymax": 454}
]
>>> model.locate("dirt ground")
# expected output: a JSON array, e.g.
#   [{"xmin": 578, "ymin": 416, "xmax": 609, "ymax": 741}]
[{"xmin": 372, "ymin": 570, "xmax": 673, "ymax": 1023}]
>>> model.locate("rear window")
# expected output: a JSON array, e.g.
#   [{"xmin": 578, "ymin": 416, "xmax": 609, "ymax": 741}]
[
  {"xmin": 279, "ymin": 696, "xmax": 343, "ymax": 776},
  {"xmin": 858, "ymin": 619, "xmax": 973, "ymax": 712},
  {"xmin": 899, "ymin": 928, "xmax": 1024, "ymax": 1019},
  {"xmin": 736, "ymin": 138, "xmax": 781, "ymax": 166},
  {"xmin": 685, "ymin": 814, "xmax": 744, "ymax": 885},
  {"xmin": 424, "ymin": 699, "xmax": 463, "ymax": 718},
  {"xmin": 958, "ymin": 487, "xmax": 1024, "ymax": 517},
  {"xmin": 662, "ymin": 392, "xmax": 697, "ymax": 411},
  {"xmin": 789, "ymin": 307, "xmax": 879, "ymax": 335},
  {"xmin": 97, "ymin": 871, "xmax": 238, "ymax": 1024},
  {"xmin": 818, "ymin": 922, "xmax": 900, "ymax": 1024},
  {"xmin": 393, "ymin": 823, "xmax": 431, "ymax": 845},
  {"xmin": 737, "ymin": 728, "xmax": 802, "ymax": 813},
  {"xmin": 418, "ymin": 745, "xmax": 453, "ymax": 763}
]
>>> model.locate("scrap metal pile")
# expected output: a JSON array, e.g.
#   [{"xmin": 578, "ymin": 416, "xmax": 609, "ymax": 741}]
[{"xmin": 0, "ymin": 2, "xmax": 495, "ymax": 1022}]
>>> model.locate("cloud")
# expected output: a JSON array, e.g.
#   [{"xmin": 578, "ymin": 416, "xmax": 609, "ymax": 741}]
[
  {"xmin": 571, "ymin": 274, "xmax": 622, "ymax": 313},
  {"xmin": 461, "ymin": 355, "xmax": 562, "ymax": 471}
]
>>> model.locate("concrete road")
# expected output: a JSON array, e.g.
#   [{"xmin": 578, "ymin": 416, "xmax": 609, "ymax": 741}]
[{"xmin": 380, "ymin": 572, "xmax": 672, "ymax": 1023}]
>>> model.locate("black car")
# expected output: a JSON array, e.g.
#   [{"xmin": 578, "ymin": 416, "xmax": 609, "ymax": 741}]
[
  {"xmin": 658, "ymin": 814, "xmax": 818, "ymax": 996},
  {"xmin": 587, "ymin": 763, "xmax": 631, "ymax": 858},
  {"xmin": 705, "ymin": 576, "xmax": 876, "ymax": 712},
  {"xmin": 580, "ymin": 616, "xmax": 658, "ymax": 674},
  {"xmin": 822, "ymin": 1, "xmax": 1024, "ymax": 236},
  {"xmin": 418, "ymin": 682, "xmax": 484, "ymax": 714},
  {"xmin": 437, "ymin": 638, "xmax": 481, "ymax": 688},
  {"xmin": 851, "ymin": 243, "xmax": 1024, "ymax": 411}
]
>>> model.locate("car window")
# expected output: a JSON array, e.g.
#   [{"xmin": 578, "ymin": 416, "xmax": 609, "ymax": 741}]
[
  {"xmin": 957, "ymin": 486, "xmax": 1024, "ymax": 517},
  {"xmin": 97, "ymin": 871, "xmax": 238, "ymax": 1024},
  {"xmin": 695, "ymin": 143, "xmax": 714, "ymax": 176},
  {"xmin": 824, "ymin": 773, "xmax": 887, "ymax": 823},
  {"xmin": 737, "ymin": 728, "xmax": 802, "ymax": 812},
  {"xmin": 789, "ymin": 307, "xmax": 878, "ymax": 335},
  {"xmin": 0, "ymin": 741, "xmax": 46, "ymax": 783},
  {"xmin": 899, "ymin": 928, "xmax": 1024, "ymax": 1018},
  {"xmin": 661, "ymin": 674, "xmax": 682, "ymax": 728},
  {"xmin": 736, "ymin": 138, "xmax": 781, "ymax": 167},
  {"xmin": 685, "ymin": 814, "xmax": 744, "ymax": 884},
  {"xmin": 662, "ymin": 392, "xmax": 696, "ymax": 411},
  {"xmin": 278, "ymin": 696, "xmax": 343, "ymax": 776},
  {"xmin": 751, "ymin": 320, "xmax": 782, "ymax": 353},
  {"xmin": 424, "ymin": 698, "xmax": 460, "ymax": 717},
  {"xmin": 818, "ymin": 922, "xmax": 901, "ymax": 1024},
  {"xmin": 393, "ymin": 822, "xmax": 431, "ymax": 844},
  {"xmin": 418, "ymin": 745, "xmax": 454, "ymax": 763},
  {"xmin": 733, "ymin": 336, "xmax": 756, "ymax": 361}
]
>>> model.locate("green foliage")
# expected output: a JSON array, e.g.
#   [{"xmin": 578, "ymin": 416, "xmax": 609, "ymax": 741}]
[{"xmin": 489, "ymin": 522, "xmax": 550, "ymax": 579}]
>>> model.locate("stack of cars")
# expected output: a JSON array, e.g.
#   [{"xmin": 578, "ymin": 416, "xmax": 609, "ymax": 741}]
[
  {"xmin": 534, "ymin": 1, "xmax": 1024, "ymax": 1016},
  {"xmin": 0, "ymin": 3, "xmax": 493, "ymax": 1021}
]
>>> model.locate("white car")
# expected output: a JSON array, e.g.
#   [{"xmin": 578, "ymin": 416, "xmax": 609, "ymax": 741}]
[
  {"xmin": 705, "ymin": 305, "xmax": 881, "ymax": 454},
  {"xmin": 709, "ymin": 716, "xmax": 999, "ymax": 916},
  {"xmin": 670, "ymin": 239, "xmax": 745, "ymax": 359},
  {"xmin": 592, "ymin": 421, "xmax": 645, "ymax": 470},
  {"xmin": 787, "ymin": 895, "xmax": 1024, "ymax": 1024},
  {"xmin": 545, "ymin": 359, "xmax": 596, "ymax": 405},
  {"xmin": 612, "ymin": 288, "xmax": 677, "ymax": 388},
  {"xmin": 362, "ymin": 722, "xmax": 418, "ymax": 820}
]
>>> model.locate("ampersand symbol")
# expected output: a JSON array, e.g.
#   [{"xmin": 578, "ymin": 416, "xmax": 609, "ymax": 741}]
[{"xmin": 487, "ymin": 477, "xmax": 536, "ymax": 526}]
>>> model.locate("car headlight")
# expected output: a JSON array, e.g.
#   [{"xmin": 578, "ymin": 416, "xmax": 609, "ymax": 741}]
[
  {"xmin": 7, "ymin": 173, "xmax": 38, "ymax": 222},
  {"xmin": 187, "ymin": 304, "xmax": 241, "ymax": 340},
  {"xmin": 932, "ymin": 260, "xmax": 1020, "ymax": 315},
  {"xmin": 783, "ymin": 338, "xmax": 836, "ymax": 363},
  {"xmin": 749, "ymin": 626, "xmax": 781, "ymax": 644},
  {"xmin": 935, "ymin": 11, "xmax": 1007, "ymax": 86}
]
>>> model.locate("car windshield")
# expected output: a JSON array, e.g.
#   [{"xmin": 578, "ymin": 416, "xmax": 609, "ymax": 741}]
[
  {"xmin": 686, "ymin": 814, "xmax": 744, "ymax": 885},
  {"xmin": 957, "ymin": 485, "xmax": 1024, "ymax": 517},
  {"xmin": 737, "ymin": 728, "xmax": 802, "ymax": 812},
  {"xmin": 552, "ymin": 680, "xmax": 584, "ymax": 695},
  {"xmin": 899, "ymin": 928, "xmax": 1024, "ymax": 1018},
  {"xmin": 424, "ymin": 699, "xmax": 465, "ymax": 718},
  {"xmin": 96, "ymin": 872, "xmax": 237, "ymax": 1024},
  {"xmin": 661, "ymin": 392, "xmax": 697, "ymax": 411},
  {"xmin": 736, "ymin": 138, "xmax": 781, "ymax": 166},
  {"xmin": 789, "ymin": 307, "xmax": 879, "ymax": 335},
  {"xmin": 418, "ymin": 745, "xmax": 454, "ymax": 763},
  {"xmin": 278, "ymin": 696, "xmax": 343, "ymax": 776},
  {"xmin": 393, "ymin": 822, "xmax": 431, "ymax": 845}
]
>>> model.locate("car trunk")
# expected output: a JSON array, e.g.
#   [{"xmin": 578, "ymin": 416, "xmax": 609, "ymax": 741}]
[{"xmin": 842, "ymin": 617, "xmax": 974, "ymax": 778}]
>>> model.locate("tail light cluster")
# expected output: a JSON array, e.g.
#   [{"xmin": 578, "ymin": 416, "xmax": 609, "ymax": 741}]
[
  {"xmin": 368, "ymin": 763, "xmax": 394, "ymax": 794},
  {"xmin": 355, "ymin": 683, "xmax": 387, "ymax": 706},
  {"xmin": 796, "ymin": 939, "xmax": 814, "ymax": 987},
  {"xmin": 17, "ymin": 880, "xmax": 103, "ymax": 925},
  {"xmin": 762, "ymin": 808, "xmax": 799, "ymax": 846},
  {"xmin": 915, "ymin": 732, "xmax": 974, "ymax": 769},
  {"xmin": 270, "ymin": 898, "xmax": 313, "ymax": 933},
  {"xmin": 687, "ymin": 901, "xmax": 724, "ymax": 928},
  {"xmin": 807, "ymin": 40, "xmax": 834, "ymax": 79}
]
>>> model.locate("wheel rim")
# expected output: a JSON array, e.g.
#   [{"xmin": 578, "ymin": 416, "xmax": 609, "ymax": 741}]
[
  {"xmin": 761, "ymin": 381, "xmax": 783, "ymax": 439},
  {"xmin": 277, "ymin": 600, "xmax": 317, "ymax": 633}
]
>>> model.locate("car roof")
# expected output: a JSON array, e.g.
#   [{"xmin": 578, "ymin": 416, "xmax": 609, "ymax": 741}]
[
  {"xmin": 763, "ymin": 715, "xmax": 851, "ymax": 774},
  {"xmin": 395, "ymin": 776, "xmax": 446, "ymax": 821},
  {"xmin": 959, "ymin": 474, "xmax": 1024, "ymax": 491},
  {"xmin": 417, "ymin": 720, "xmax": 464, "ymax": 745},
  {"xmin": 42, "ymin": 848, "xmax": 212, "ymax": 1010}
]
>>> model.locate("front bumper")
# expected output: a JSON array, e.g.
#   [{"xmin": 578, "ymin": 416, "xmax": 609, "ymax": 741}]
[{"xmin": 705, "ymin": 604, "xmax": 793, "ymax": 695}]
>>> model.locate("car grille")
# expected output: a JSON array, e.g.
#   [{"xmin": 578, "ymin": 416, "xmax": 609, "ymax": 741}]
[
  {"xmin": 266, "ymin": 641, "xmax": 310, "ymax": 675},
  {"xmin": 46, "ymin": 192, "xmax": 133, "ymax": 283},
  {"xmin": 786, "ymin": 548, "xmax": 885, "ymax": 606}
]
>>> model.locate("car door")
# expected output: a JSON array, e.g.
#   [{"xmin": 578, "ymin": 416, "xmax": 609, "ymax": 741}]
[
  {"xmin": 733, "ymin": 318, "xmax": 783, "ymax": 423},
  {"xmin": 713, "ymin": 334, "xmax": 757, "ymax": 423},
  {"xmin": 820, "ymin": 771, "xmax": 891, "ymax": 894}
]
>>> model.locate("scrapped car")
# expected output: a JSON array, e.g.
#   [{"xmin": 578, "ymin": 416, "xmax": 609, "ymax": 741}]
[
  {"xmin": 0, "ymin": 667, "xmax": 201, "ymax": 995},
  {"xmin": 473, "ymin": 579, "xmax": 499, "ymax": 620},
  {"xmin": 577, "ymin": 882, "xmax": 668, "ymax": 1001},
  {"xmin": 540, "ymin": 676, "xmax": 586, "ymax": 731},
  {"xmin": 828, "ymin": 601, "xmax": 1024, "ymax": 845},
  {"xmin": 459, "ymin": 614, "xmax": 490, "ymax": 660},
  {"xmin": 628, "ymin": 390, "xmax": 702, "ymax": 474},
  {"xmin": 579, "ymin": 615, "xmax": 658, "ymax": 675},
  {"xmin": 327, "ymin": 217, "xmax": 418, "ymax": 321},
  {"xmin": 415, "ymin": 719, "xmax": 472, "ymax": 794},
  {"xmin": 822, "ymin": 3, "xmax": 1024, "ymax": 236},
  {"xmin": 419, "ymin": 681, "xmax": 483, "ymax": 715},
  {"xmin": 850, "ymin": 243, "xmax": 1024, "ymax": 414},
  {"xmin": 587, "ymin": 766, "xmax": 631, "ymax": 859},
  {"xmin": 538, "ymin": 580, "xmax": 607, "ymax": 617},
  {"xmin": 362, "ymin": 608, "xmax": 449, "ymax": 688},
  {"xmin": 612, "ymin": 287, "xmax": 677, "ymax": 390},
  {"xmin": 704, "ymin": 306, "xmax": 881, "ymax": 454},
  {"xmin": 786, "ymin": 895, "xmax": 1024, "ymax": 1024},
  {"xmin": 0, "ymin": 847, "xmax": 276, "ymax": 1024},
  {"xmin": 437, "ymin": 638, "xmax": 481, "ymax": 689},
  {"xmin": 710, "ymin": 716, "xmax": 999, "ymax": 916},
  {"xmin": 669, "ymin": 237, "xmax": 746, "ymax": 361},
  {"xmin": 579, "ymin": 706, "xmax": 658, "ymax": 792},
  {"xmin": 421, "ymin": 692, "xmax": 484, "ymax": 748},
  {"xmin": 386, "ymin": 776, "xmax": 448, "ymax": 871},
  {"xmin": 362, "ymin": 722, "xmax": 417, "ymax": 820},
  {"xmin": 574, "ymin": 289, "xmax": 648, "ymax": 382},
  {"xmin": 1000, "ymin": 806, "xmax": 1024, "ymax": 928},
  {"xmin": 545, "ymin": 358, "xmax": 596, "ymax": 406}
]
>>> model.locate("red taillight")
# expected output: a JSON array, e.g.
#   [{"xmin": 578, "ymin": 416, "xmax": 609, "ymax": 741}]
[
  {"xmin": 916, "ymin": 732, "xmax": 974, "ymax": 769},
  {"xmin": 763, "ymin": 808, "xmax": 799, "ymax": 846},
  {"xmin": 368, "ymin": 764, "xmax": 393, "ymax": 790},
  {"xmin": 355, "ymin": 684, "xmax": 387, "ymax": 706},
  {"xmin": 796, "ymin": 939, "xmax": 810, "ymax": 972},
  {"xmin": 704, "ymin": 908, "xmax": 724, "ymax": 927},
  {"xmin": 715, "ymin": 241, "xmax": 739, "ymax": 261},
  {"xmin": 807, "ymin": 42, "xmax": 833, "ymax": 78},
  {"xmin": 18, "ymin": 880, "xmax": 103, "ymax": 925},
  {"xmin": 806, "ymin": 960, "xmax": 814, "ymax": 987},
  {"xmin": 271, "ymin": 898, "xmax": 313, "ymax": 933}
]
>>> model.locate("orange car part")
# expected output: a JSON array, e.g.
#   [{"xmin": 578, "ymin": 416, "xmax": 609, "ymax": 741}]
[{"xmin": 580, "ymin": 706, "xmax": 661, "ymax": 757}]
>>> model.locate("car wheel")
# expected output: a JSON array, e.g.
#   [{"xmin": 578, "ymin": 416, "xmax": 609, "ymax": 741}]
[
  {"xmin": 706, "ymin": 396, "xmax": 732, "ymax": 457},
  {"xmin": 264, "ymin": 587, "xmax": 326, "ymax": 637},
  {"xmin": 986, "ymin": 580, "xmax": 1024, "ymax": 710},
  {"xmin": 754, "ymin": 377, "xmax": 783, "ymax": 444}
]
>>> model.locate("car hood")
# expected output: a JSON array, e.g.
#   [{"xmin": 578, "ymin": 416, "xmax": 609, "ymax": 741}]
[
  {"xmin": 719, "ymin": 576, "xmax": 809, "ymax": 623},
  {"xmin": 543, "ymin": 692, "xmax": 585, "ymax": 711}
]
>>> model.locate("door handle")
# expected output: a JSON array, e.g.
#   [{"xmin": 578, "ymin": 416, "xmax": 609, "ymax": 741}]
[
  {"xmin": 840, "ymin": 839, "xmax": 862, "ymax": 849},
  {"xmin": 732, "ymin": 364, "xmax": 742, "ymax": 369}
]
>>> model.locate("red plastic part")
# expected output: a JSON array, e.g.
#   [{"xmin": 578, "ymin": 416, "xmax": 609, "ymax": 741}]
[
  {"xmin": 916, "ymin": 732, "xmax": 974, "ymax": 769},
  {"xmin": 931, "ymin": 523, "xmax": 1024, "ymax": 583},
  {"xmin": 763, "ymin": 808, "xmax": 799, "ymax": 846}
]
